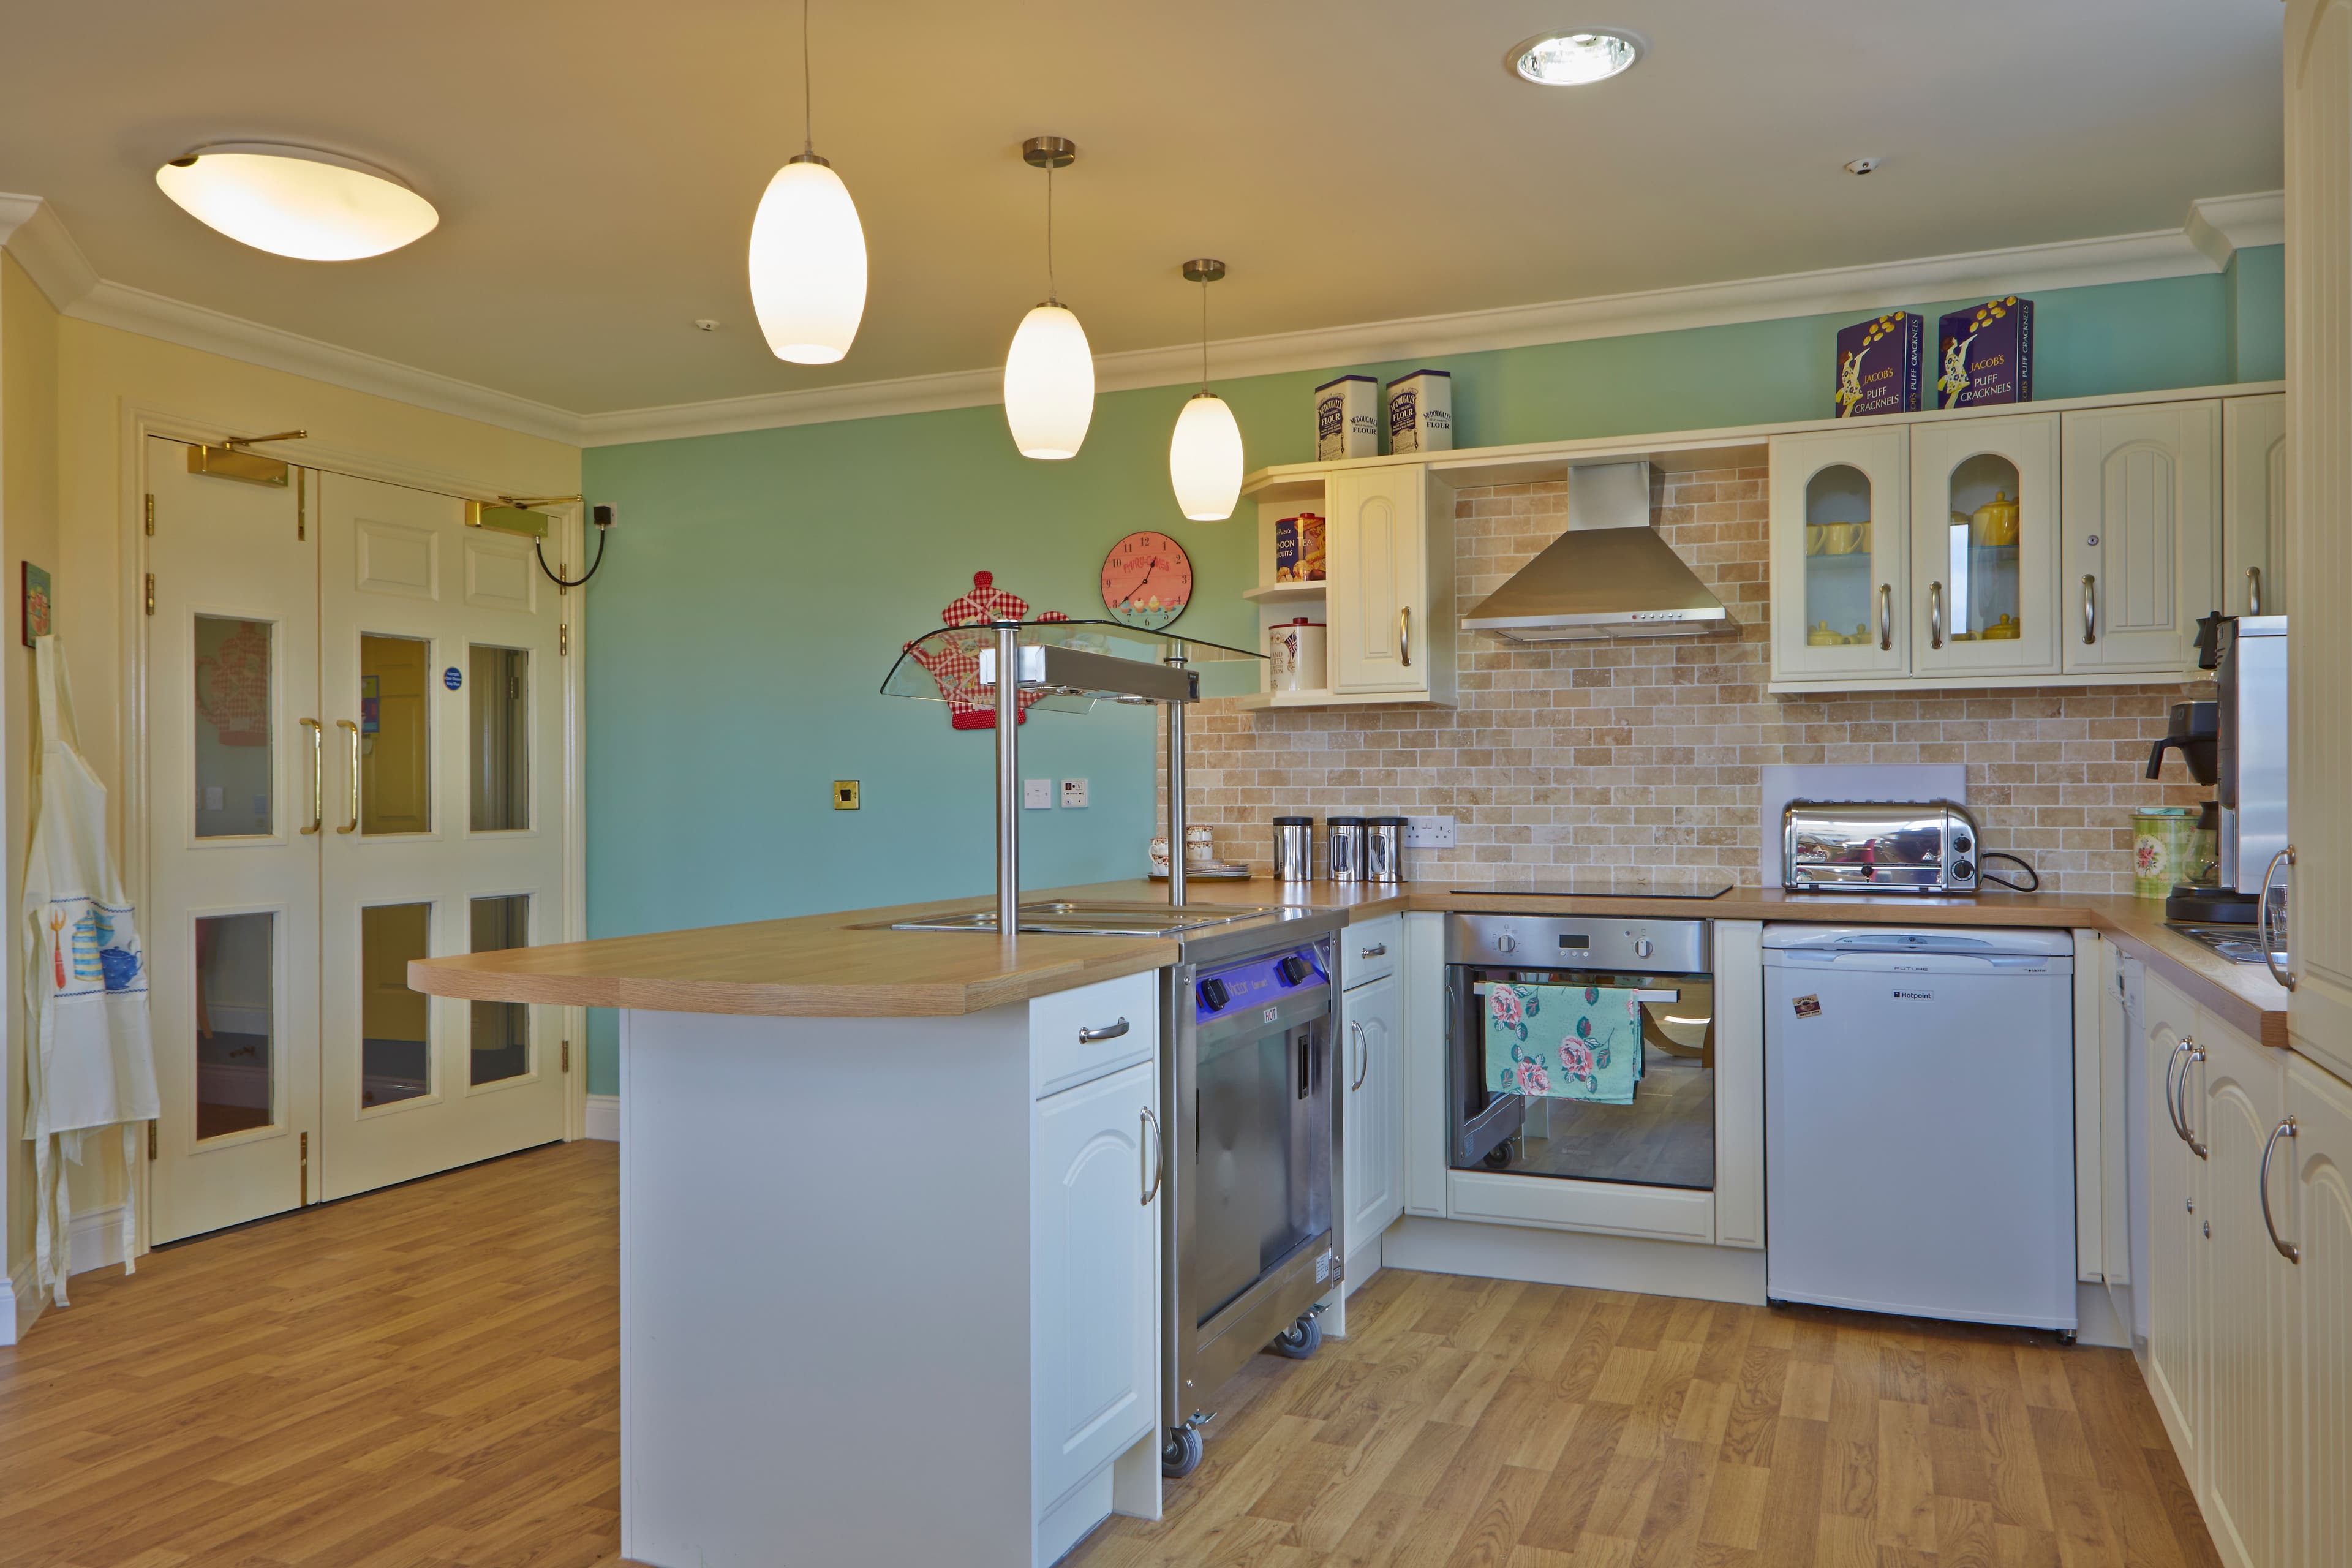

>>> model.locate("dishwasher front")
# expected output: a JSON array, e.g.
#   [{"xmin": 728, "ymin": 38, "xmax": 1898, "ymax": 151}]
[{"xmin": 1762, "ymin": 924, "xmax": 2078, "ymax": 1335}]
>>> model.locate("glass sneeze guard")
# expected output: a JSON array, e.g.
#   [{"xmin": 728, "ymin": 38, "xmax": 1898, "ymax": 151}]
[{"xmin": 880, "ymin": 617, "xmax": 1265, "ymax": 712}]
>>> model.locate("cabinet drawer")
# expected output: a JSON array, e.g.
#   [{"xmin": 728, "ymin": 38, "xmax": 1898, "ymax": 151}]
[
  {"xmin": 1343, "ymin": 915, "xmax": 1401, "ymax": 988},
  {"xmin": 1031, "ymin": 971, "xmax": 1159, "ymax": 1098}
]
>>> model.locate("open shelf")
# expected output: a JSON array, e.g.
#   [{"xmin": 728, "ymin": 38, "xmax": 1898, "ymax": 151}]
[{"xmin": 1242, "ymin": 581, "xmax": 1329, "ymax": 605}]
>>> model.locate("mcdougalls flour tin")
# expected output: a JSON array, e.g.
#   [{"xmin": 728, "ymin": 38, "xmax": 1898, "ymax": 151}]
[
  {"xmin": 1386, "ymin": 369, "xmax": 1452, "ymax": 453},
  {"xmin": 1315, "ymin": 375, "xmax": 1380, "ymax": 461}
]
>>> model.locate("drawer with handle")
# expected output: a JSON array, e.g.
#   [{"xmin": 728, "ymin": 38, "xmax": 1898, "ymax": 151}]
[
  {"xmin": 1030, "ymin": 970, "xmax": 1159, "ymax": 1098},
  {"xmin": 1343, "ymin": 914, "xmax": 1402, "ymax": 989}
]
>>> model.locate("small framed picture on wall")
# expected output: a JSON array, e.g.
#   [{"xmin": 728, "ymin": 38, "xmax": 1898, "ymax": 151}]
[{"xmin": 21, "ymin": 562, "xmax": 51, "ymax": 647}]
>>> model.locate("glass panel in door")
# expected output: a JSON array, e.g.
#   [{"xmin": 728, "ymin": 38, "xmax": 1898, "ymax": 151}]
[
  {"xmin": 194, "ymin": 616, "xmax": 274, "ymax": 838},
  {"xmin": 1945, "ymin": 454, "xmax": 2024, "ymax": 646},
  {"xmin": 360, "ymin": 633, "xmax": 432, "ymax": 835},
  {"xmin": 1801, "ymin": 464, "xmax": 1877, "ymax": 651},
  {"xmin": 359, "ymin": 901, "xmax": 432, "ymax": 1108},
  {"xmin": 469, "ymin": 894, "xmax": 530, "ymax": 1085},
  {"xmin": 194, "ymin": 911, "xmax": 275, "ymax": 1139},
  {"xmin": 469, "ymin": 644, "xmax": 529, "ymax": 831}
]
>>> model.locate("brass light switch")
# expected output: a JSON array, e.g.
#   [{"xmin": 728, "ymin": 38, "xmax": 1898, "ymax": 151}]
[{"xmin": 832, "ymin": 780, "xmax": 861, "ymax": 810}]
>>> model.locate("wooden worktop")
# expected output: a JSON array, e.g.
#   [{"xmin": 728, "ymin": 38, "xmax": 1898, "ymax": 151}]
[{"xmin": 409, "ymin": 876, "xmax": 2289, "ymax": 1042}]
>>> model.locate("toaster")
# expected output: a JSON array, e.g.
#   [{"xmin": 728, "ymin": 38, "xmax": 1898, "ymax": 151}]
[{"xmin": 1782, "ymin": 800, "xmax": 1980, "ymax": 894}]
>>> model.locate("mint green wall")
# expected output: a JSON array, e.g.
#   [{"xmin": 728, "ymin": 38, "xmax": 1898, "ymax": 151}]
[{"xmin": 579, "ymin": 261, "xmax": 2286, "ymax": 1094}]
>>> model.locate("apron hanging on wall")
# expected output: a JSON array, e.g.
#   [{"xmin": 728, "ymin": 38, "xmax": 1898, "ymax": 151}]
[{"xmin": 23, "ymin": 635, "xmax": 157, "ymax": 1306}]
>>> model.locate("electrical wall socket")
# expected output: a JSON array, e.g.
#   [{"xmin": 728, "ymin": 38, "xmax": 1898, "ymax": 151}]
[
  {"xmin": 1060, "ymin": 778, "xmax": 1088, "ymax": 808},
  {"xmin": 1404, "ymin": 815, "xmax": 1457, "ymax": 848},
  {"xmin": 1022, "ymin": 778, "xmax": 1054, "ymax": 810}
]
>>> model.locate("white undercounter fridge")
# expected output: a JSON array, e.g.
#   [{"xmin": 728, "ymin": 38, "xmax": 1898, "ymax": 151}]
[{"xmin": 1762, "ymin": 925, "xmax": 2077, "ymax": 1335}]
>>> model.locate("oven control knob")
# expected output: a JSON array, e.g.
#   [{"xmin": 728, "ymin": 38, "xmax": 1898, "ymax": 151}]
[
  {"xmin": 1952, "ymin": 859, "xmax": 1976, "ymax": 883},
  {"xmin": 1275, "ymin": 955, "xmax": 1312, "ymax": 986},
  {"xmin": 1952, "ymin": 833, "xmax": 1974, "ymax": 856},
  {"xmin": 1197, "ymin": 977, "xmax": 1230, "ymax": 1011},
  {"xmin": 1632, "ymin": 937, "xmax": 1654, "ymax": 960},
  {"xmin": 1494, "ymin": 934, "xmax": 1518, "ymax": 955}
]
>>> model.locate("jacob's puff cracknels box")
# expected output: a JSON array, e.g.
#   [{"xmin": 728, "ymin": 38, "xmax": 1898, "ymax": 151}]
[
  {"xmin": 1833, "ymin": 312, "xmax": 1922, "ymax": 418},
  {"xmin": 1936, "ymin": 298, "xmax": 2034, "ymax": 409}
]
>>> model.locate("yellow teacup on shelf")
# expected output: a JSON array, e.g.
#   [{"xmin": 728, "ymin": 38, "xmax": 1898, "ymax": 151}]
[
  {"xmin": 1970, "ymin": 491, "xmax": 2021, "ymax": 547},
  {"xmin": 1819, "ymin": 521, "xmax": 1867, "ymax": 556},
  {"xmin": 1981, "ymin": 612, "xmax": 2021, "ymax": 640},
  {"xmin": 1804, "ymin": 524, "xmax": 1826, "ymax": 556}
]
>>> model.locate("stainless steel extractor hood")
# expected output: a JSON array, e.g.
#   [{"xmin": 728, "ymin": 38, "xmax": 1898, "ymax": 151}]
[{"xmin": 1460, "ymin": 460, "xmax": 1732, "ymax": 642}]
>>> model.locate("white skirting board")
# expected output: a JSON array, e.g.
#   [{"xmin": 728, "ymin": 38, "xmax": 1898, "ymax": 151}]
[
  {"xmin": 2, "ymin": 1202, "xmax": 132, "ymax": 1344},
  {"xmin": 2072, "ymin": 1281, "xmax": 2131, "ymax": 1349},
  {"xmin": 584, "ymin": 1093, "xmax": 619, "ymax": 1141}
]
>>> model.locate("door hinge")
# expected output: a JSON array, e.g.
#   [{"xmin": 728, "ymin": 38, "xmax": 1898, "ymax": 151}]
[
  {"xmin": 559, "ymin": 622, "xmax": 569, "ymax": 656},
  {"xmin": 145, "ymin": 573, "xmax": 156, "ymax": 616},
  {"xmin": 300, "ymin": 1131, "xmax": 309, "ymax": 1207},
  {"xmin": 147, "ymin": 1122, "xmax": 157, "ymax": 1161},
  {"xmin": 143, "ymin": 493, "xmax": 154, "ymax": 535},
  {"xmin": 561, "ymin": 1039, "xmax": 570, "ymax": 1073},
  {"xmin": 296, "ymin": 468, "xmax": 306, "ymax": 541}
]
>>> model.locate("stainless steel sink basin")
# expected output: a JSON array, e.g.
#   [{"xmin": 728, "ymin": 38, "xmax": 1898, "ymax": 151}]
[{"xmin": 877, "ymin": 900, "xmax": 1278, "ymax": 937}]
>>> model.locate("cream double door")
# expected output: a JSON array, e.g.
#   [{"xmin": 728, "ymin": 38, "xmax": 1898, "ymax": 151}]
[{"xmin": 144, "ymin": 437, "xmax": 570, "ymax": 1244}]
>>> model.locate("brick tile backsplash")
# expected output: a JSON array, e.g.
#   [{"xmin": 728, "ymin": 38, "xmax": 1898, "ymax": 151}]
[{"xmin": 1170, "ymin": 466, "xmax": 2209, "ymax": 894}]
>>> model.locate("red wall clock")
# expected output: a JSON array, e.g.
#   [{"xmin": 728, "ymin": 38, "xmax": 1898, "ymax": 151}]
[{"xmin": 1100, "ymin": 530, "xmax": 1193, "ymax": 630}]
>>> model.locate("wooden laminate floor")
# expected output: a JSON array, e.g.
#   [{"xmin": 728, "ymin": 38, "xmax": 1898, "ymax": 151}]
[{"xmin": 0, "ymin": 1142, "xmax": 2216, "ymax": 1568}]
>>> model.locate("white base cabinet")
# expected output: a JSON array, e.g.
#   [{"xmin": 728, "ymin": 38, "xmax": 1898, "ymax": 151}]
[
  {"xmin": 617, "ymin": 971, "xmax": 1161, "ymax": 1568},
  {"xmin": 1338, "ymin": 916, "xmax": 1404, "ymax": 1289}
]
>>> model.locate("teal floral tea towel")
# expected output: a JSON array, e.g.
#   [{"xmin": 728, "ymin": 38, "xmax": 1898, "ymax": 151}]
[{"xmin": 1484, "ymin": 982, "xmax": 1645, "ymax": 1105}]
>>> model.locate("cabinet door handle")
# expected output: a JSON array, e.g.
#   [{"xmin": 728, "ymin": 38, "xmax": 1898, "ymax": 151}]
[
  {"xmin": 336, "ymin": 719, "xmax": 361, "ymax": 834},
  {"xmin": 1929, "ymin": 582, "xmax": 1943, "ymax": 650},
  {"xmin": 2260, "ymin": 1116, "xmax": 2301, "ymax": 1263},
  {"xmin": 2260, "ymin": 848, "xmax": 2296, "ymax": 992},
  {"xmin": 1359, "ymin": 942, "xmax": 1387, "ymax": 959},
  {"xmin": 1879, "ymin": 583, "xmax": 1893, "ymax": 651},
  {"xmin": 1079, "ymin": 1017, "xmax": 1130, "ymax": 1043},
  {"xmin": 298, "ymin": 718, "xmax": 324, "ymax": 834},
  {"xmin": 2082, "ymin": 574, "xmax": 2098, "ymax": 644},
  {"xmin": 1398, "ymin": 606, "xmax": 1412, "ymax": 669},
  {"xmin": 2247, "ymin": 565, "xmax": 2264, "ymax": 616},
  {"xmin": 1140, "ymin": 1106, "xmax": 1163, "ymax": 1206},
  {"xmin": 2163, "ymin": 1038, "xmax": 2190, "ymax": 1144},
  {"xmin": 2176, "ymin": 1041, "xmax": 2208, "ymax": 1161},
  {"xmin": 1350, "ymin": 1020, "xmax": 1369, "ymax": 1091}
]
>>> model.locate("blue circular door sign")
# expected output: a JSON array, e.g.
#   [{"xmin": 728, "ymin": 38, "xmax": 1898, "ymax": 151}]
[{"xmin": 443, "ymin": 666, "xmax": 463, "ymax": 692}]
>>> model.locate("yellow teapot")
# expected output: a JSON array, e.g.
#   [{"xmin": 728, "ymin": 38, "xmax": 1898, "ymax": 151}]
[{"xmin": 1970, "ymin": 491, "xmax": 2020, "ymax": 547}]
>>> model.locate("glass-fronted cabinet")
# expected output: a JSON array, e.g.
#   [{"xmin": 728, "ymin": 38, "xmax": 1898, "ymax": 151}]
[
  {"xmin": 1768, "ymin": 427, "xmax": 1909, "ymax": 680},
  {"xmin": 1910, "ymin": 413, "xmax": 2060, "ymax": 679}
]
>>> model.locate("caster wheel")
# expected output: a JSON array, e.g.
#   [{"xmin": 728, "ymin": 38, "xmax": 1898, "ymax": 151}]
[
  {"xmin": 2057, "ymin": 1329, "xmax": 2078, "ymax": 1346},
  {"xmin": 1161, "ymin": 1427, "xmax": 1203, "ymax": 1479},
  {"xmin": 1482, "ymin": 1144, "xmax": 1515, "ymax": 1170},
  {"xmin": 1272, "ymin": 1314, "xmax": 1322, "ymax": 1360}
]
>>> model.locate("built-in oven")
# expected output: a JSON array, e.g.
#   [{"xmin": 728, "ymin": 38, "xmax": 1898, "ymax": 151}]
[{"xmin": 1445, "ymin": 914, "xmax": 1715, "ymax": 1191}]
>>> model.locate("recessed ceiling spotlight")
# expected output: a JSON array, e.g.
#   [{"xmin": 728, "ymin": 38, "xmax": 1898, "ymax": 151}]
[
  {"xmin": 1506, "ymin": 29, "xmax": 1645, "ymax": 86},
  {"xmin": 1844, "ymin": 157, "xmax": 1882, "ymax": 176},
  {"xmin": 154, "ymin": 143, "xmax": 437, "ymax": 260},
  {"xmin": 693, "ymin": 318, "xmax": 722, "ymax": 332}
]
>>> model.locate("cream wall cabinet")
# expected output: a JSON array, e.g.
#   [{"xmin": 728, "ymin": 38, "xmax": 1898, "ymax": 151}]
[
  {"xmin": 1909, "ymin": 412, "xmax": 2063, "ymax": 680},
  {"xmin": 1767, "ymin": 426, "xmax": 1910, "ymax": 682},
  {"xmin": 2060, "ymin": 402, "xmax": 2220, "ymax": 676},
  {"xmin": 2222, "ymin": 394, "xmax": 2288, "ymax": 618}
]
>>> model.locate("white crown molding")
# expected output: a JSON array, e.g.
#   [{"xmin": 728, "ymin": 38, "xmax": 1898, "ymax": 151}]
[
  {"xmin": 1, "ymin": 190, "xmax": 2280, "ymax": 453},
  {"xmin": 0, "ymin": 192, "xmax": 100, "ymax": 311},
  {"xmin": 581, "ymin": 221, "xmax": 2223, "ymax": 447},
  {"xmin": 2185, "ymin": 190, "xmax": 2286, "ymax": 270}
]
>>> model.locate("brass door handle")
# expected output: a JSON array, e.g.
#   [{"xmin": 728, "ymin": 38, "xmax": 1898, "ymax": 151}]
[
  {"xmin": 299, "ymin": 718, "xmax": 323, "ymax": 834},
  {"xmin": 1398, "ymin": 606, "xmax": 1412, "ymax": 669},
  {"xmin": 2082, "ymin": 574, "xmax": 2098, "ymax": 644},
  {"xmin": 336, "ymin": 720, "xmax": 360, "ymax": 834}
]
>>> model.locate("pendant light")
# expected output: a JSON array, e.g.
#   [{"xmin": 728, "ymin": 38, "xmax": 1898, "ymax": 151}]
[
  {"xmin": 1168, "ymin": 259, "xmax": 1243, "ymax": 521},
  {"xmin": 748, "ymin": 0, "xmax": 868, "ymax": 364},
  {"xmin": 1003, "ymin": 137, "xmax": 1095, "ymax": 460}
]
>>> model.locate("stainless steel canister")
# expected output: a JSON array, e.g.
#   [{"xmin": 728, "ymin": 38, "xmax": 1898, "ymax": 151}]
[
  {"xmin": 1326, "ymin": 816, "xmax": 1368, "ymax": 883},
  {"xmin": 1272, "ymin": 816, "xmax": 1314, "ymax": 881},
  {"xmin": 1366, "ymin": 816, "xmax": 1408, "ymax": 881}
]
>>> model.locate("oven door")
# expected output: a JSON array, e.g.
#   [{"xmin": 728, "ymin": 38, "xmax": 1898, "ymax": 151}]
[{"xmin": 1447, "ymin": 965, "xmax": 1524, "ymax": 1167}]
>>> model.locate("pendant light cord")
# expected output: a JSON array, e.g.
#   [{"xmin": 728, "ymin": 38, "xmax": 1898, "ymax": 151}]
[
  {"xmin": 1199, "ymin": 279, "xmax": 1210, "ymax": 390},
  {"xmin": 801, "ymin": 0, "xmax": 814, "ymax": 153}
]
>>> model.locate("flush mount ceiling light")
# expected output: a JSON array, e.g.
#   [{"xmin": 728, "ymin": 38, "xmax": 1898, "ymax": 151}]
[
  {"xmin": 1003, "ymin": 136, "xmax": 1095, "ymax": 461},
  {"xmin": 1506, "ymin": 29, "xmax": 1645, "ymax": 86},
  {"xmin": 1168, "ymin": 260, "xmax": 1243, "ymax": 522},
  {"xmin": 153, "ymin": 143, "xmax": 437, "ymax": 260},
  {"xmin": 748, "ymin": 0, "xmax": 869, "ymax": 364}
]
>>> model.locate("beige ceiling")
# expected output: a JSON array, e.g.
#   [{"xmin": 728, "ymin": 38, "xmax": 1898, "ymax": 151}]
[{"xmin": 0, "ymin": 0, "xmax": 2284, "ymax": 417}]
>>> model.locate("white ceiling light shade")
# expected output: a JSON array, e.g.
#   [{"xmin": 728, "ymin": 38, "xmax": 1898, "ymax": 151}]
[
  {"xmin": 1005, "ymin": 136, "xmax": 1095, "ymax": 459},
  {"xmin": 749, "ymin": 0, "xmax": 868, "ymax": 364},
  {"xmin": 1169, "ymin": 259, "xmax": 1242, "ymax": 521},
  {"xmin": 1506, "ymin": 29, "xmax": 1645, "ymax": 86},
  {"xmin": 153, "ymin": 143, "xmax": 437, "ymax": 260}
]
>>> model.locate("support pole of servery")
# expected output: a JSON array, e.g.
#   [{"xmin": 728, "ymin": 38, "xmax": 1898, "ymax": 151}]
[{"xmin": 995, "ymin": 620, "xmax": 1021, "ymax": 941}]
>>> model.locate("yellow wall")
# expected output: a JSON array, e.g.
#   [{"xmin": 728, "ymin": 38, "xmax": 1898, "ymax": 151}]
[{"xmin": 4, "ymin": 286, "xmax": 579, "ymax": 1305}]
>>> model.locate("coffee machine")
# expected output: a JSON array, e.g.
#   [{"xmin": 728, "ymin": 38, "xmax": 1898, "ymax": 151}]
[{"xmin": 2156, "ymin": 616, "xmax": 2287, "ymax": 927}]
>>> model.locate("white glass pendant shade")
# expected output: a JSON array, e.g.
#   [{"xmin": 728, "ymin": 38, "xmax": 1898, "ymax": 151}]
[
  {"xmin": 1169, "ymin": 391, "xmax": 1243, "ymax": 521},
  {"xmin": 1004, "ymin": 304, "xmax": 1095, "ymax": 459},
  {"xmin": 154, "ymin": 145, "xmax": 437, "ymax": 260},
  {"xmin": 748, "ymin": 157, "xmax": 869, "ymax": 364}
]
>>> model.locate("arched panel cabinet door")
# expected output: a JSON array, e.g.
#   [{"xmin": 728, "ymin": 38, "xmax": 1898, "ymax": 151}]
[
  {"xmin": 1767, "ymin": 427, "xmax": 1910, "ymax": 683},
  {"xmin": 2195, "ymin": 1029, "xmax": 2288, "ymax": 1568},
  {"xmin": 1909, "ymin": 412, "xmax": 2060, "ymax": 680},
  {"xmin": 2059, "ymin": 402, "xmax": 2218, "ymax": 676}
]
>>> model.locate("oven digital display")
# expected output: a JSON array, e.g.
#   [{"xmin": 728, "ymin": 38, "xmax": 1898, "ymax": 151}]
[{"xmin": 1557, "ymin": 933, "xmax": 1589, "ymax": 950}]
